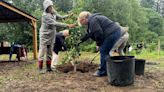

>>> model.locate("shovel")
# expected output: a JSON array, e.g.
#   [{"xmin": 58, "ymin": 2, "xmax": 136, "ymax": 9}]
[{"xmin": 90, "ymin": 51, "xmax": 100, "ymax": 63}]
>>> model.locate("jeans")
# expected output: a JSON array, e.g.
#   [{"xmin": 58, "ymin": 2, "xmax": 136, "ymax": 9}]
[
  {"xmin": 110, "ymin": 32, "xmax": 129, "ymax": 56},
  {"xmin": 9, "ymin": 44, "xmax": 22, "ymax": 60},
  {"xmin": 98, "ymin": 30, "xmax": 121, "ymax": 76}
]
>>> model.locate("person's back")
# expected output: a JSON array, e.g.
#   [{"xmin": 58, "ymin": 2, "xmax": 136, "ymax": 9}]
[
  {"xmin": 81, "ymin": 13, "xmax": 121, "ymax": 46},
  {"xmin": 88, "ymin": 14, "xmax": 121, "ymax": 40},
  {"xmin": 53, "ymin": 33, "xmax": 66, "ymax": 54}
]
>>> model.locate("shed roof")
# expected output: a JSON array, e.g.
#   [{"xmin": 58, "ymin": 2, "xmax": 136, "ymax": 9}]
[
  {"xmin": 0, "ymin": 0, "xmax": 37, "ymax": 23},
  {"xmin": 0, "ymin": 0, "xmax": 38, "ymax": 59}
]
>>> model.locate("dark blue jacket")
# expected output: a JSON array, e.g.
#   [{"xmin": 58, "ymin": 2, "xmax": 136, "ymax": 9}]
[
  {"xmin": 54, "ymin": 33, "xmax": 67, "ymax": 51},
  {"xmin": 81, "ymin": 14, "xmax": 121, "ymax": 46}
]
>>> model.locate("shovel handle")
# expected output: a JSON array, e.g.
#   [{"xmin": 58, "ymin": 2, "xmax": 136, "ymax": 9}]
[{"xmin": 90, "ymin": 51, "xmax": 100, "ymax": 63}]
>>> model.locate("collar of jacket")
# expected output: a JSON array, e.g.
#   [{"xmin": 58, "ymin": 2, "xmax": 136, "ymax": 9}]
[
  {"xmin": 88, "ymin": 13, "xmax": 102, "ymax": 22},
  {"xmin": 87, "ymin": 13, "xmax": 101, "ymax": 33}
]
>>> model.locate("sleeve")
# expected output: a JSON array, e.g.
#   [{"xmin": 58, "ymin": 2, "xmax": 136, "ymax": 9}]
[
  {"xmin": 54, "ymin": 10, "xmax": 69, "ymax": 19},
  {"xmin": 56, "ymin": 13, "xmax": 69, "ymax": 20},
  {"xmin": 90, "ymin": 18, "xmax": 104, "ymax": 46},
  {"xmin": 42, "ymin": 15, "xmax": 68, "ymax": 28},
  {"xmin": 60, "ymin": 36, "xmax": 67, "ymax": 51},
  {"xmin": 80, "ymin": 33, "xmax": 91, "ymax": 42},
  {"xmin": 62, "ymin": 43, "xmax": 67, "ymax": 51},
  {"xmin": 56, "ymin": 32, "xmax": 63, "ymax": 36}
]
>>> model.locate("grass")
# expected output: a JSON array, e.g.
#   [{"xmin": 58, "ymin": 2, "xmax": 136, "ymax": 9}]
[
  {"xmin": 0, "ymin": 50, "xmax": 164, "ymax": 91},
  {"xmin": 57, "ymin": 51, "xmax": 164, "ymax": 67},
  {"xmin": 59, "ymin": 51, "xmax": 100, "ymax": 64},
  {"xmin": 135, "ymin": 50, "xmax": 164, "ymax": 61},
  {"xmin": 0, "ymin": 52, "xmax": 34, "ymax": 61},
  {"xmin": 128, "ymin": 50, "xmax": 164, "ymax": 67},
  {"xmin": 1, "ymin": 50, "xmax": 164, "ymax": 67}
]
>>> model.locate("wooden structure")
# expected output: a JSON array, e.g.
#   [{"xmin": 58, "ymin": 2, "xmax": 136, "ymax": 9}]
[{"xmin": 0, "ymin": 0, "xmax": 38, "ymax": 59}]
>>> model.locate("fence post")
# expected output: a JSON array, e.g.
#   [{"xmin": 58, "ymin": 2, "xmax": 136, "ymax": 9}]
[{"xmin": 158, "ymin": 39, "xmax": 160, "ymax": 56}]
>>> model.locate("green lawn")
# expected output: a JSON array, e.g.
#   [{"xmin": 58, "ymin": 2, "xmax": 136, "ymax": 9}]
[
  {"xmin": 129, "ymin": 50, "xmax": 164, "ymax": 67},
  {"xmin": 1, "ymin": 50, "xmax": 164, "ymax": 67},
  {"xmin": 0, "ymin": 51, "xmax": 164, "ymax": 92},
  {"xmin": 48, "ymin": 51, "xmax": 164, "ymax": 67}
]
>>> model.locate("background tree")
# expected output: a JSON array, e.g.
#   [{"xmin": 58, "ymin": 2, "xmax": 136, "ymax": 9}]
[
  {"xmin": 140, "ymin": 0, "xmax": 155, "ymax": 8},
  {"xmin": 0, "ymin": 0, "xmax": 164, "ymax": 52}
]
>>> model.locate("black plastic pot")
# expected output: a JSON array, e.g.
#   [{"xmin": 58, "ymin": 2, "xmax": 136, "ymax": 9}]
[
  {"xmin": 135, "ymin": 59, "xmax": 145, "ymax": 75},
  {"xmin": 106, "ymin": 56, "xmax": 135, "ymax": 86}
]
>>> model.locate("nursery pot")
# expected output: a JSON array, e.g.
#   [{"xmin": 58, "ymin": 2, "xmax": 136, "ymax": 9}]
[
  {"xmin": 106, "ymin": 56, "xmax": 135, "ymax": 86},
  {"xmin": 135, "ymin": 59, "xmax": 145, "ymax": 75}
]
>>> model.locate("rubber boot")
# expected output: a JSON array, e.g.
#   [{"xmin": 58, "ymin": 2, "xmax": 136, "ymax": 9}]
[
  {"xmin": 46, "ymin": 60, "xmax": 53, "ymax": 72},
  {"xmin": 38, "ymin": 60, "xmax": 45, "ymax": 74}
]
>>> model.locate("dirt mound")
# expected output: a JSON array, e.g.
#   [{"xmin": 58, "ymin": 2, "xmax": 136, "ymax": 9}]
[{"xmin": 57, "ymin": 61, "xmax": 99, "ymax": 73}]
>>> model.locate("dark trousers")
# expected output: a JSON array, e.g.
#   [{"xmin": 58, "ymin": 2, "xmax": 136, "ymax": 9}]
[{"xmin": 98, "ymin": 30, "xmax": 121, "ymax": 76}]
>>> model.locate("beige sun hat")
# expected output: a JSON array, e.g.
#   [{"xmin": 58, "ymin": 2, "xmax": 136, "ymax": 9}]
[{"xmin": 43, "ymin": 0, "xmax": 53, "ymax": 12}]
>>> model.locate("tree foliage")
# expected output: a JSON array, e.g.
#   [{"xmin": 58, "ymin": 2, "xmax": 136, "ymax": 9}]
[{"xmin": 0, "ymin": 0, "xmax": 164, "ymax": 51}]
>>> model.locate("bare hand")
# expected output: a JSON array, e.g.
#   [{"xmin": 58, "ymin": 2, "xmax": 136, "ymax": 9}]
[
  {"xmin": 96, "ymin": 46, "xmax": 99, "ymax": 50},
  {"xmin": 69, "ymin": 12, "xmax": 74, "ymax": 17},
  {"xmin": 68, "ymin": 24, "xmax": 76, "ymax": 28},
  {"xmin": 95, "ymin": 46, "xmax": 100, "ymax": 52},
  {"xmin": 62, "ymin": 47, "xmax": 64, "ymax": 50}
]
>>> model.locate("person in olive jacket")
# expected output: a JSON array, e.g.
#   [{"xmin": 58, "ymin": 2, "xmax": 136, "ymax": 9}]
[{"xmin": 77, "ymin": 11, "xmax": 121, "ymax": 77}]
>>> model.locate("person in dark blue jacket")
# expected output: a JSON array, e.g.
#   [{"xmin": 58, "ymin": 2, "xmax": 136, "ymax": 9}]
[
  {"xmin": 78, "ymin": 11, "xmax": 121, "ymax": 77},
  {"xmin": 51, "ymin": 30, "xmax": 69, "ymax": 69}
]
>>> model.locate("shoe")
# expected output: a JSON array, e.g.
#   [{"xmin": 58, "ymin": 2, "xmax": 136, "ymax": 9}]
[
  {"xmin": 93, "ymin": 71, "xmax": 107, "ymax": 77},
  {"xmin": 39, "ymin": 69, "xmax": 46, "ymax": 74},
  {"xmin": 93, "ymin": 71, "xmax": 101, "ymax": 77},
  {"xmin": 51, "ymin": 65, "xmax": 57, "ymax": 71},
  {"xmin": 51, "ymin": 64, "xmax": 56, "ymax": 68},
  {"xmin": 47, "ymin": 68, "xmax": 53, "ymax": 72}
]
